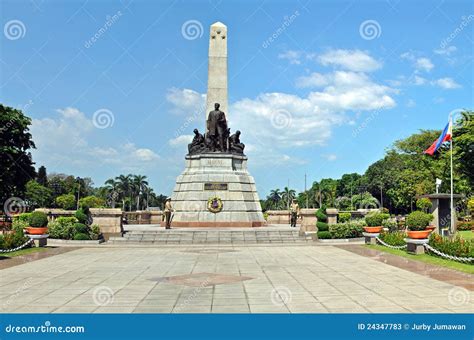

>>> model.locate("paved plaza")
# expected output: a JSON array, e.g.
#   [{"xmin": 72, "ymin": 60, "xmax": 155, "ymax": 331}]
[{"xmin": 1, "ymin": 245, "xmax": 472, "ymax": 313}]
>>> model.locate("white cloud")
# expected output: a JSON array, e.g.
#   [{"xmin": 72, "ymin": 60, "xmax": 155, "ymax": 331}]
[
  {"xmin": 31, "ymin": 108, "xmax": 159, "ymax": 174},
  {"xmin": 432, "ymin": 77, "xmax": 461, "ymax": 89},
  {"xmin": 322, "ymin": 154, "xmax": 337, "ymax": 161},
  {"xmin": 295, "ymin": 72, "xmax": 328, "ymax": 88},
  {"xmin": 401, "ymin": 52, "xmax": 434, "ymax": 72},
  {"xmin": 406, "ymin": 99, "xmax": 416, "ymax": 108},
  {"xmin": 413, "ymin": 75, "xmax": 427, "ymax": 85},
  {"xmin": 278, "ymin": 50, "xmax": 302, "ymax": 65},
  {"xmin": 169, "ymin": 134, "xmax": 193, "ymax": 147},
  {"xmin": 166, "ymin": 87, "xmax": 206, "ymax": 115},
  {"xmin": 415, "ymin": 57, "xmax": 434, "ymax": 72},
  {"xmin": 434, "ymin": 45, "xmax": 457, "ymax": 56},
  {"xmin": 316, "ymin": 49, "xmax": 382, "ymax": 72}
]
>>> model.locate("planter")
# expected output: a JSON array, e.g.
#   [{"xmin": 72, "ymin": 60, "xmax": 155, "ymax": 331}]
[
  {"xmin": 407, "ymin": 230, "xmax": 432, "ymax": 239},
  {"xmin": 363, "ymin": 226, "xmax": 383, "ymax": 233},
  {"xmin": 425, "ymin": 225, "xmax": 436, "ymax": 231},
  {"xmin": 26, "ymin": 227, "xmax": 48, "ymax": 235}
]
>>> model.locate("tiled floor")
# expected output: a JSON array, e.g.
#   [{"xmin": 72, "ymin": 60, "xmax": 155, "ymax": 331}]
[{"xmin": 1, "ymin": 245, "xmax": 472, "ymax": 313}]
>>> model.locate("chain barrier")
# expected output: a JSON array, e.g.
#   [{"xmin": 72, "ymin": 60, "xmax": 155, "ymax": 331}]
[
  {"xmin": 423, "ymin": 243, "xmax": 474, "ymax": 263},
  {"xmin": 0, "ymin": 238, "xmax": 34, "ymax": 253},
  {"xmin": 375, "ymin": 236, "xmax": 407, "ymax": 249}
]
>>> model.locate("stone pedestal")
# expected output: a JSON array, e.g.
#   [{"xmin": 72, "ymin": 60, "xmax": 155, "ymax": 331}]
[
  {"xmin": 326, "ymin": 208, "xmax": 338, "ymax": 225},
  {"xmin": 405, "ymin": 238, "xmax": 429, "ymax": 254},
  {"xmin": 28, "ymin": 234, "xmax": 48, "ymax": 247},
  {"xmin": 363, "ymin": 232, "xmax": 379, "ymax": 245},
  {"xmin": 170, "ymin": 153, "xmax": 265, "ymax": 227}
]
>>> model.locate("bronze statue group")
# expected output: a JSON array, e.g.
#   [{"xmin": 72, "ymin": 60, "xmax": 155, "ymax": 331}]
[{"xmin": 188, "ymin": 103, "xmax": 245, "ymax": 155}]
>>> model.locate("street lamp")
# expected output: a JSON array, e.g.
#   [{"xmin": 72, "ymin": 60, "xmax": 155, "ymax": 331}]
[{"xmin": 76, "ymin": 177, "xmax": 81, "ymax": 210}]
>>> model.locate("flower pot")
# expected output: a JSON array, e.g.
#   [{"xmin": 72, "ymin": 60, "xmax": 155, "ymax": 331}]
[
  {"xmin": 425, "ymin": 225, "xmax": 436, "ymax": 231},
  {"xmin": 407, "ymin": 230, "xmax": 431, "ymax": 239},
  {"xmin": 363, "ymin": 226, "xmax": 383, "ymax": 233},
  {"xmin": 26, "ymin": 227, "xmax": 48, "ymax": 235}
]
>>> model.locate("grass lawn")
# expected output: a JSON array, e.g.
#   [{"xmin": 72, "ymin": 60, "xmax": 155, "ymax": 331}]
[
  {"xmin": 0, "ymin": 246, "xmax": 49, "ymax": 258},
  {"xmin": 458, "ymin": 230, "xmax": 474, "ymax": 240},
  {"xmin": 365, "ymin": 244, "xmax": 474, "ymax": 275}
]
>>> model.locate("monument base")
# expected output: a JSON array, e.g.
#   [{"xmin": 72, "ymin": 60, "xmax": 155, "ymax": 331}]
[{"xmin": 170, "ymin": 153, "xmax": 266, "ymax": 228}]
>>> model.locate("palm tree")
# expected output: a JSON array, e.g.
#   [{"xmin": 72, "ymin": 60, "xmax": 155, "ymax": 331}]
[
  {"xmin": 133, "ymin": 175, "xmax": 149, "ymax": 211},
  {"xmin": 281, "ymin": 187, "xmax": 296, "ymax": 210},
  {"xmin": 268, "ymin": 189, "xmax": 281, "ymax": 210},
  {"xmin": 104, "ymin": 178, "xmax": 119, "ymax": 208},
  {"xmin": 115, "ymin": 174, "xmax": 131, "ymax": 211}
]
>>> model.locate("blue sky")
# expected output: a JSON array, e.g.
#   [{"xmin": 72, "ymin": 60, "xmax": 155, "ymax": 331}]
[{"xmin": 1, "ymin": 0, "xmax": 473, "ymax": 198}]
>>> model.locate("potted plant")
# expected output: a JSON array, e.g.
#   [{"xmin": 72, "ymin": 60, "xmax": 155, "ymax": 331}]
[
  {"xmin": 364, "ymin": 212, "xmax": 384, "ymax": 233},
  {"xmin": 26, "ymin": 211, "xmax": 49, "ymax": 235},
  {"xmin": 406, "ymin": 211, "xmax": 433, "ymax": 239}
]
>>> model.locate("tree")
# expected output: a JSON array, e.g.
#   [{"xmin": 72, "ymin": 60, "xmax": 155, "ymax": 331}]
[
  {"xmin": 37, "ymin": 166, "xmax": 48, "ymax": 186},
  {"xmin": 281, "ymin": 187, "xmax": 296, "ymax": 209},
  {"xmin": 116, "ymin": 174, "xmax": 132, "ymax": 211},
  {"xmin": 132, "ymin": 175, "xmax": 149, "ymax": 210},
  {"xmin": 0, "ymin": 104, "xmax": 36, "ymax": 209},
  {"xmin": 55, "ymin": 194, "xmax": 76, "ymax": 210},
  {"xmin": 25, "ymin": 180, "xmax": 52, "ymax": 208},
  {"xmin": 79, "ymin": 195, "xmax": 105, "ymax": 208},
  {"xmin": 104, "ymin": 178, "xmax": 119, "ymax": 208}
]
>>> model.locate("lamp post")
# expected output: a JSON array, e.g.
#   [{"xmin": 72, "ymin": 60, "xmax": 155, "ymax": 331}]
[{"xmin": 76, "ymin": 177, "xmax": 81, "ymax": 210}]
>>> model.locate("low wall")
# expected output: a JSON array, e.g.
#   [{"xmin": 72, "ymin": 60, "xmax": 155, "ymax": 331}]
[
  {"xmin": 35, "ymin": 208, "xmax": 123, "ymax": 240},
  {"xmin": 266, "ymin": 210, "xmax": 290, "ymax": 224}
]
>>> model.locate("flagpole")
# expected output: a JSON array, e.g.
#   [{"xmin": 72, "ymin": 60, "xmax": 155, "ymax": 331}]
[{"xmin": 449, "ymin": 114, "xmax": 454, "ymax": 234}]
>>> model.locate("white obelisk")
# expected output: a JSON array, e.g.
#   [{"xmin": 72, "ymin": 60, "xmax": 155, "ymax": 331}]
[{"xmin": 205, "ymin": 22, "xmax": 228, "ymax": 123}]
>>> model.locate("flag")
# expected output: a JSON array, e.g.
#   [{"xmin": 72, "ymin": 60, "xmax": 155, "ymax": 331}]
[{"xmin": 424, "ymin": 119, "xmax": 452, "ymax": 155}]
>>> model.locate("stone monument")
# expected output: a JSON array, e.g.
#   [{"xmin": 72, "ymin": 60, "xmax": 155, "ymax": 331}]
[{"xmin": 170, "ymin": 22, "xmax": 265, "ymax": 227}]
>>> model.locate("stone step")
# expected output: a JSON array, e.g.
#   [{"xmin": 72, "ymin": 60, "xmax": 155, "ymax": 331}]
[{"xmin": 107, "ymin": 229, "xmax": 310, "ymax": 245}]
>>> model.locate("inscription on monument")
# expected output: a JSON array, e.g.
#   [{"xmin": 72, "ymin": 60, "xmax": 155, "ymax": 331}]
[{"xmin": 204, "ymin": 182, "xmax": 228, "ymax": 191}]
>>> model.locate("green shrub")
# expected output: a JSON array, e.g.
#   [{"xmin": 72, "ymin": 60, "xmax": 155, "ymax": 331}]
[
  {"xmin": 48, "ymin": 217, "xmax": 77, "ymax": 239},
  {"xmin": 406, "ymin": 211, "xmax": 433, "ymax": 231},
  {"xmin": 317, "ymin": 231, "xmax": 332, "ymax": 239},
  {"xmin": 74, "ymin": 223, "xmax": 88, "ymax": 234},
  {"xmin": 382, "ymin": 219, "xmax": 398, "ymax": 232},
  {"xmin": 329, "ymin": 222, "xmax": 364, "ymax": 239},
  {"xmin": 365, "ymin": 212, "xmax": 385, "ymax": 227},
  {"xmin": 263, "ymin": 212, "xmax": 269, "ymax": 221},
  {"xmin": 416, "ymin": 198, "xmax": 432, "ymax": 213},
  {"xmin": 28, "ymin": 211, "xmax": 48, "ymax": 228},
  {"xmin": 457, "ymin": 221, "xmax": 474, "ymax": 231},
  {"xmin": 55, "ymin": 194, "xmax": 76, "ymax": 210},
  {"xmin": 338, "ymin": 212, "xmax": 351, "ymax": 223},
  {"xmin": 17, "ymin": 213, "xmax": 31, "ymax": 223},
  {"xmin": 90, "ymin": 224, "xmax": 101, "ymax": 240},
  {"xmin": 316, "ymin": 208, "xmax": 327, "ymax": 222},
  {"xmin": 0, "ymin": 231, "xmax": 29, "ymax": 250},
  {"xmin": 317, "ymin": 221, "xmax": 328, "ymax": 231},
  {"xmin": 73, "ymin": 233, "xmax": 91, "ymax": 241},
  {"xmin": 379, "ymin": 231, "xmax": 406, "ymax": 246},
  {"xmin": 429, "ymin": 233, "xmax": 473, "ymax": 258},
  {"xmin": 74, "ymin": 210, "xmax": 88, "ymax": 224},
  {"xmin": 12, "ymin": 217, "xmax": 29, "ymax": 233}
]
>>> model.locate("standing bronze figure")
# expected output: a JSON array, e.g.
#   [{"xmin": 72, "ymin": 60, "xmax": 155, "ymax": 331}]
[{"xmin": 207, "ymin": 103, "xmax": 228, "ymax": 152}]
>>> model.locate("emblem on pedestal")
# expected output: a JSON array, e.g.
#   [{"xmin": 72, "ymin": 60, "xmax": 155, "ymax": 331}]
[{"xmin": 207, "ymin": 196, "xmax": 223, "ymax": 213}]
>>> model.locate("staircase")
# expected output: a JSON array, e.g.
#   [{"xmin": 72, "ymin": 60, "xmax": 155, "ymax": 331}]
[{"xmin": 107, "ymin": 225, "xmax": 312, "ymax": 245}]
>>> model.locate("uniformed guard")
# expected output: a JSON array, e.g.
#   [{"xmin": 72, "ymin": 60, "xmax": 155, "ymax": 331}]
[
  {"xmin": 164, "ymin": 197, "xmax": 174, "ymax": 229},
  {"xmin": 290, "ymin": 199, "xmax": 300, "ymax": 228}
]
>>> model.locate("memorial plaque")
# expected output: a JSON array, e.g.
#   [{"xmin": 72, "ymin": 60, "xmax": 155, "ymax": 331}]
[{"xmin": 204, "ymin": 182, "xmax": 228, "ymax": 191}]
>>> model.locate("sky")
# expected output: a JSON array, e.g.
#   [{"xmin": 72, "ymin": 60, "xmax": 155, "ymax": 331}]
[{"xmin": 1, "ymin": 0, "xmax": 473, "ymax": 198}]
